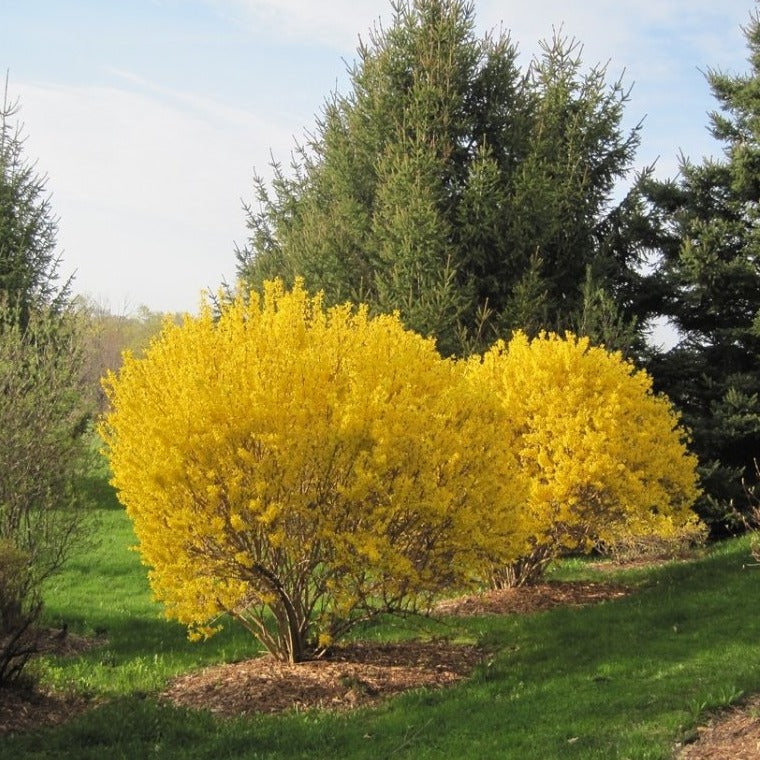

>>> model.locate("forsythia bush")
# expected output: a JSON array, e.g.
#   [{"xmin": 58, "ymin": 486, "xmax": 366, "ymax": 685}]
[
  {"xmin": 100, "ymin": 280, "xmax": 521, "ymax": 662},
  {"xmin": 471, "ymin": 332, "xmax": 702, "ymax": 586}
]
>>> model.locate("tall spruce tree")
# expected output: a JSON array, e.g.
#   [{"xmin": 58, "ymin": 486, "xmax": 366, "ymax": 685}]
[
  {"xmin": 644, "ymin": 13, "xmax": 760, "ymax": 529},
  {"xmin": 237, "ymin": 0, "xmax": 650, "ymax": 356},
  {"xmin": 0, "ymin": 80, "xmax": 67, "ymax": 327}
]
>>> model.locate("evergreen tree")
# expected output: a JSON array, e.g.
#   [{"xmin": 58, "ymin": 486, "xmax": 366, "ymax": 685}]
[
  {"xmin": 237, "ymin": 0, "xmax": 650, "ymax": 356},
  {"xmin": 644, "ymin": 13, "xmax": 760, "ymax": 529},
  {"xmin": 0, "ymin": 79, "xmax": 68, "ymax": 327}
]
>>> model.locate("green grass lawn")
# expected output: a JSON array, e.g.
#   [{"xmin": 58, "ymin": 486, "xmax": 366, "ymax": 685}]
[{"xmin": 3, "ymin": 468, "xmax": 760, "ymax": 759}]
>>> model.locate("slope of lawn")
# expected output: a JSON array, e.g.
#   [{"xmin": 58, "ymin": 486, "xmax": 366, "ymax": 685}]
[{"xmin": 3, "ymin": 466, "xmax": 760, "ymax": 759}]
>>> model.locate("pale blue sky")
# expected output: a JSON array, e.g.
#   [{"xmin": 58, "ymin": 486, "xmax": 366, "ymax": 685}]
[{"xmin": 2, "ymin": 0, "xmax": 756, "ymax": 314}]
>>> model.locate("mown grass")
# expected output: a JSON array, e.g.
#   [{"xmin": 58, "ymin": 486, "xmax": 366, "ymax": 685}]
[
  {"xmin": 3, "ymin": 467, "xmax": 760, "ymax": 759},
  {"xmin": 32, "ymin": 467, "xmax": 259, "ymax": 698}
]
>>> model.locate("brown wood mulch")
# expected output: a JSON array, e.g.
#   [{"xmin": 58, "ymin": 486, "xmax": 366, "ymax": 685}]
[
  {"xmin": 675, "ymin": 695, "xmax": 760, "ymax": 759},
  {"xmin": 0, "ymin": 687, "xmax": 91, "ymax": 737},
  {"xmin": 162, "ymin": 640, "xmax": 482, "ymax": 717},
  {"xmin": 433, "ymin": 579, "xmax": 631, "ymax": 617},
  {"xmin": 0, "ymin": 581, "xmax": 628, "ymax": 734}
]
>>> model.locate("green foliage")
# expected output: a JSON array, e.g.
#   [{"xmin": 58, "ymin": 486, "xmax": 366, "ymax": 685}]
[
  {"xmin": 0, "ymin": 80, "xmax": 91, "ymax": 685},
  {"xmin": 644, "ymin": 13, "xmax": 760, "ymax": 529},
  {"xmin": 0, "ymin": 538, "xmax": 39, "ymax": 684},
  {"xmin": 237, "ymin": 0, "xmax": 650, "ymax": 356},
  {"xmin": 571, "ymin": 268, "xmax": 640, "ymax": 354},
  {"xmin": 0, "ymin": 539, "xmax": 29, "ymax": 628}
]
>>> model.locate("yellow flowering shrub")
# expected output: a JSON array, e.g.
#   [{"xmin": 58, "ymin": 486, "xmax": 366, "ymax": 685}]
[
  {"xmin": 100, "ymin": 280, "xmax": 520, "ymax": 662},
  {"xmin": 472, "ymin": 332, "xmax": 702, "ymax": 585}
]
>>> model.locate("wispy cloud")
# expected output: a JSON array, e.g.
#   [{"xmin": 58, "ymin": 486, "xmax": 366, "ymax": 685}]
[
  {"xmin": 13, "ymin": 76, "xmax": 298, "ymax": 311},
  {"xmin": 210, "ymin": 0, "xmax": 394, "ymax": 51}
]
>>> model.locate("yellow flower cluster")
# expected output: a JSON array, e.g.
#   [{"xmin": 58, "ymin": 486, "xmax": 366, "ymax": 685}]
[
  {"xmin": 470, "ymin": 332, "xmax": 702, "ymax": 584},
  {"xmin": 100, "ymin": 280, "xmax": 519, "ymax": 661},
  {"xmin": 100, "ymin": 282, "xmax": 700, "ymax": 659}
]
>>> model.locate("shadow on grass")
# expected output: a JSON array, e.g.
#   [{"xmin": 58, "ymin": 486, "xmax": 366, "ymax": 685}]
[{"xmin": 78, "ymin": 468, "xmax": 122, "ymax": 511}]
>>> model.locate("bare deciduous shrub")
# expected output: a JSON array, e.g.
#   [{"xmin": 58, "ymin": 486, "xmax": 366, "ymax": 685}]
[
  {"xmin": 0, "ymin": 304, "xmax": 95, "ymax": 685},
  {"xmin": 596, "ymin": 523, "xmax": 708, "ymax": 564},
  {"xmin": 739, "ymin": 461, "xmax": 760, "ymax": 563},
  {"xmin": 0, "ymin": 540, "xmax": 41, "ymax": 685}
]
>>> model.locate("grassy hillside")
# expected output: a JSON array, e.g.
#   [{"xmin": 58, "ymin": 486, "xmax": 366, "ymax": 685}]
[{"xmin": 3, "ymin": 467, "xmax": 760, "ymax": 759}]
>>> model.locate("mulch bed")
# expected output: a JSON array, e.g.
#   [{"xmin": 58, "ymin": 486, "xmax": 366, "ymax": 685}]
[
  {"xmin": 0, "ymin": 687, "xmax": 91, "ymax": 737},
  {"xmin": 35, "ymin": 628, "xmax": 105, "ymax": 658},
  {"xmin": 162, "ymin": 640, "xmax": 482, "ymax": 716},
  {"xmin": 675, "ymin": 695, "xmax": 760, "ymax": 759},
  {"xmin": 1, "ymin": 581, "xmax": 629, "ymax": 733},
  {"xmin": 160, "ymin": 580, "xmax": 630, "ymax": 717},
  {"xmin": 433, "ymin": 579, "xmax": 631, "ymax": 616}
]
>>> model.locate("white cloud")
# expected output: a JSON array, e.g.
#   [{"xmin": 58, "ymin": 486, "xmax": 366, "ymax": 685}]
[
  {"xmin": 213, "ymin": 0, "xmax": 394, "ymax": 51},
  {"xmin": 13, "ymin": 77, "xmax": 297, "ymax": 312}
]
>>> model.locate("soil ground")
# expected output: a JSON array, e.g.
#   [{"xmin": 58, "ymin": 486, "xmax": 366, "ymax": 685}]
[{"xmin": 675, "ymin": 695, "xmax": 760, "ymax": 759}]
